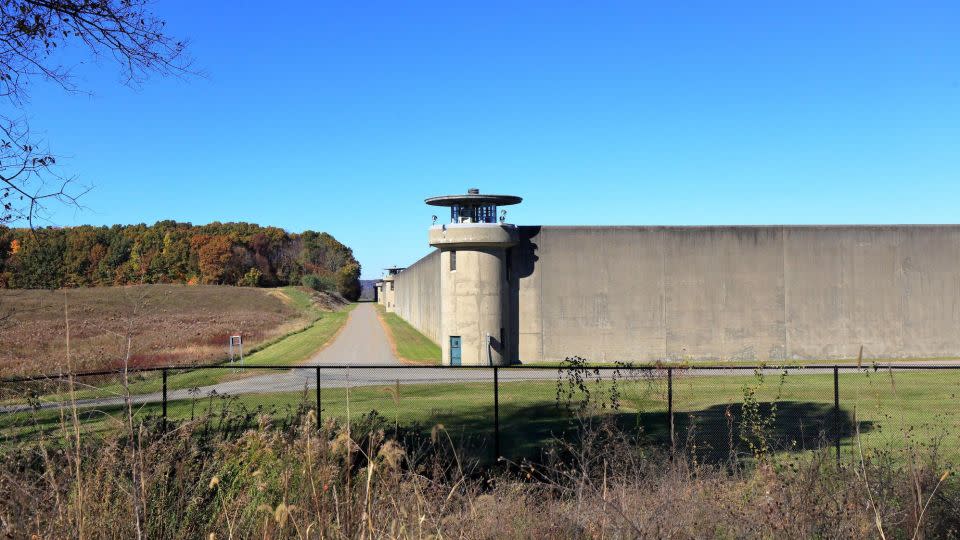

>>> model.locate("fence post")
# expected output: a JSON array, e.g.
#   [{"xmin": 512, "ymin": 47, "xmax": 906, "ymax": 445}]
[
  {"xmin": 834, "ymin": 366, "xmax": 841, "ymax": 466},
  {"xmin": 668, "ymin": 367, "xmax": 674, "ymax": 457},
  {"xmin": 161, "ymin": 368, "xmax": 167, "ymax": 432},
  {"xmin": 316, "ymin": 366, "xmax": 322, "ymax": 428},
  {"xmin": 493, "ymin": 366, "xmax": 500, "ymax": 462}
]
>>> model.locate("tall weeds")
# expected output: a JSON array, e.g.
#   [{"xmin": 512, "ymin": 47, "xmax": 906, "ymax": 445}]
[
  {"xmin": 4, "ymin": 355, "xmax": 960, "ymax": 538},
  {"xmin": 2, "ymin": 400, "xmax": 959, "ymax": 538}
]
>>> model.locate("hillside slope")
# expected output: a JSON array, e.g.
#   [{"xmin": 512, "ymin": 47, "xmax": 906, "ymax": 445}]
[{"xmin": 0, "ymin": 285, "xmax": 346, "ymax": 377}]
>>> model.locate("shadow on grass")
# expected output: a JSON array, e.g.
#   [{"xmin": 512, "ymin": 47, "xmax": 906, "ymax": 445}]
[
  {"xmin": 385, "ymin": 400, "xmax": 868, "ymax": 465},
  {"xmin": 3, "ymin": 392, "xmax": 868, "ymax": 467}
]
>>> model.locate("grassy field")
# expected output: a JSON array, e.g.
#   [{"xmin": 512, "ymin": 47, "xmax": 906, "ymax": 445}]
[
  {"xmin": 7, "ymin": 368, "xmax": 960, "ymax": 465},
  {"xmin": 0, "ymin": 288, "xmax": 355, "ymax": 407},
  {"xmin": 0, "ymin": 301, "xmax": 358, "ymax": 404},
  {"xmin": 376, "ymin": 305, "xmax": 441, "ymax": 364},
  {"xmin": 0, "ymin": 285, "xmax": 348, "ymax": 377}
]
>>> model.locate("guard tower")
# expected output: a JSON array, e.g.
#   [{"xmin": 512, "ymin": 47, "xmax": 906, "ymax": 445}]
[
  {"xmin": 427, "ymin": 188, "xmax": 522, "ymax": 366},
  {"xmin": 381, "ymin": 266, "xmax": 404, "ymax": 312}
]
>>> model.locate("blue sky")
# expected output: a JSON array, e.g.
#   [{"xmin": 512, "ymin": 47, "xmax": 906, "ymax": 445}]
[{"xmin": 21, "ymin": 1, "xmax": 960, "ymax": 279}]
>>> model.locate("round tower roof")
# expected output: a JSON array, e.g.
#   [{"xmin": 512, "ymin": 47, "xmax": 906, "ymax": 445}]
[{"xmin": 425, "ymin": 188, "xmax": 522, "ymax": 207}]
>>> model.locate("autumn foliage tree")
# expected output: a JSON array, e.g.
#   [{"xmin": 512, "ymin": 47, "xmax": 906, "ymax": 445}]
[
  {"xmin": 0, "ymin": 221, "xmax": 362, "ymax": 300},
  {"xmin": 196, "ymin": 235, "xmax": 233, "ymax": 284}
]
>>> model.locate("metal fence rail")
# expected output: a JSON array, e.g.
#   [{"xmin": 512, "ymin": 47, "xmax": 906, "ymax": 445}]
[{"xmin": 3, "ymin": 363, "xmax": 960, "ymax": 466}]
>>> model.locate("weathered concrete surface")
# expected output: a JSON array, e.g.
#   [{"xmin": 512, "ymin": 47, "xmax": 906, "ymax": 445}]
[
  {"xmin": 399, "ymin": 225, "xmax": 960, "ymax": 363},
  {"xmin": 428, "ymin": 223, "xmax": 519, "ymax": 247},
  {"xmin": 532, "ymin": 227, "xmax": 668, "ymax": 362},
  {"xmin": 782, "ymin": 226, "xmax": 960, "ymax": 359},
  {"xmin": 522, "ymin": 225, "xmax": 960, "ymax": 362},
  {"xmin": 393, "ymin": 250, "xmax": 441, "ymax": 343},
  {"xmin": 440, "ymin": 247, "xmax": 509, "ymax": 365},
  {"xmin": 429, "ymin": 222, "xmax": 517, "ymax": 366},
  {"xmin": 662, "ymin": 227, "xmax": 786, "ymax": 362}
]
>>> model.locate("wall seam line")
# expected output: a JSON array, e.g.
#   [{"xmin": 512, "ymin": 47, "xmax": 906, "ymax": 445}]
[
  {"xmin": 661, "ymin": 228, "xmax": 667, "ymax": 362},
  {"xmin": 540, "ymin": 229, "xmax": 545, "ymax": 362},
  {"xmin": 783, "ymin": 225, "xmax": 789, "ymax": 360}
]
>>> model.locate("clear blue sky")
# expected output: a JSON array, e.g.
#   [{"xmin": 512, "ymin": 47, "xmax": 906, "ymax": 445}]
[{"xmin": 24, "ymin": 1, "xmax": 960, "ymax": 279}]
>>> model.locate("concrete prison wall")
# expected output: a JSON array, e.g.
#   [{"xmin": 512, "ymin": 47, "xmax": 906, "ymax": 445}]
[
  {"xmin": 396, "ymin": 225, "xmax": 960, "ymax": 363},
  {"xmin": 510, "ymin": 225, "xmax": 960, "ymax": 362},
  {"xmin": 393, "ymin": 249, "xmax": 441, "ymax": 343}
]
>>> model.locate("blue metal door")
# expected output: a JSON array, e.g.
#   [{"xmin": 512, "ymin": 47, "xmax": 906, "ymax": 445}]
[{"xmin": 450, "ymin": 336, "xmax": 462, "ymax": 366}]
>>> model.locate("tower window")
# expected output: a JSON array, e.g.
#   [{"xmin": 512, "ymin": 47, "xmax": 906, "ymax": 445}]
[{"xmin": 450, "ymin": 250, "xmax": 457, "ymax": 271}]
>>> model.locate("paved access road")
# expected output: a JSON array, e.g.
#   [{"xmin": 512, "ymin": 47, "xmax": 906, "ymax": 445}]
[{"xmin": 306, "ymin": 302, "xmax": 399, "ymax": 365}]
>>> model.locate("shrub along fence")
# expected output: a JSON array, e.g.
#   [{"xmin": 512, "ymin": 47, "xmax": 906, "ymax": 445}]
[{"xmin": 2, "ymin": 362, "xmax": 959, "ymax": 466}]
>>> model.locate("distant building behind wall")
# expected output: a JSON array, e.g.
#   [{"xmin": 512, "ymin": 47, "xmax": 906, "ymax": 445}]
[
  {"xmin": 393, "ymin": 189, "xmax": 960, "ymax": 365},
  {"xmin": 380, "ymin": 266, "xmax": 405, "ymax": 312}
]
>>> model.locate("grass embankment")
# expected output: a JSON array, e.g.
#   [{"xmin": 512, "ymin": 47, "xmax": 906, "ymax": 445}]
[
  {"xmin": 375, "ymin": 305, "xmax": 441, "ymax": 364},
  {"xmin": 237, "ymin": 298, "xmax": 355, "ymax": 367},
  {"xmin": 0, "ymin": 284, "xmax": 320, "ymax": 377},
  {"xmin": 8, "ymin": 368, "xmax": 960, "ymax": 464},
  {"xmin": 118, "ymin": 299, "xmax": 356, "ymax": 393}
]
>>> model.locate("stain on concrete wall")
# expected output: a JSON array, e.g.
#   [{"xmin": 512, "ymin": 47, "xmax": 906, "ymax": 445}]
[{"xmin": 393, "ymin": 249, "xmax": 441, "ymax": 343}]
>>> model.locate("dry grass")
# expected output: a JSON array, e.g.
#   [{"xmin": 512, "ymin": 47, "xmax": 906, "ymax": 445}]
[
  {"xmin": 2, "ymin": 403, "xmax": 959, "ymax": 539},
  {"xmin": 0, "ymin": 285, "xmax": 343, "ymax": 377},
  {"xmin": 4, "ymin": 332, "xmax": 960, "ymax": 538}
]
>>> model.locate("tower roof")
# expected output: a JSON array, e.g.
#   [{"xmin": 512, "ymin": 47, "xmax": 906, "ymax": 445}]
[{"xmin": 425, "ymin": 188, "xmax": 522, "ymax": 207}]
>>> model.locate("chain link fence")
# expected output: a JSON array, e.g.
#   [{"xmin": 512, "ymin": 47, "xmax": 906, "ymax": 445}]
[{"xmin": 3, "ymin": 363, "xmax": 960, "ymax": 466}]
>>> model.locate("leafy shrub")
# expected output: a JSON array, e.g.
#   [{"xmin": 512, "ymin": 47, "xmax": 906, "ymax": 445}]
[
  {"xmin": 237, "ymin": 267, "xmax": 262, "ymax": 287},
  {"xmin": 302, "ymin": 273, "xmax": 337, "ymax": 293}
]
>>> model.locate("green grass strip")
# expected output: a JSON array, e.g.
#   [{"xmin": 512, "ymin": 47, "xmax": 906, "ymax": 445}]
[
  {"xmin": 8, "ymin": 371, "xmax": 960, "ymax": 464},
  {"xmin": 376, "ymin": 305, "xmax": 441, "ymax": 364}
]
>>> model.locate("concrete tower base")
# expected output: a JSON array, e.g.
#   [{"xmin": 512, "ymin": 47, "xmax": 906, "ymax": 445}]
[{"xmin": 438, "ymin": 247, "xmax": 509, "ymax": 365}]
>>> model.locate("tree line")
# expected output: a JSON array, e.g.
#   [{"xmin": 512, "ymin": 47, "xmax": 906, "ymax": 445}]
[{"xmin": 0, "ymin": 221, "xmax": 362, "ymax": 300}]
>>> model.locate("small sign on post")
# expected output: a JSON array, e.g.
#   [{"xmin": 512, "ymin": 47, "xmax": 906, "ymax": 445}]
[{"xmin": 229, "ymin": 335, "xmax": 243, "ymax": 369}]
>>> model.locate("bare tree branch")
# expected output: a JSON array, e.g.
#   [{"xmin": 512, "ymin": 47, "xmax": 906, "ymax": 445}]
[
  {"xmin": 0, "ymin": 116, "xmax": 90, "ymax": 228},
  {"xmin": 0, "ymin": 0, "xmax": 192, "ymax": 228}
]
